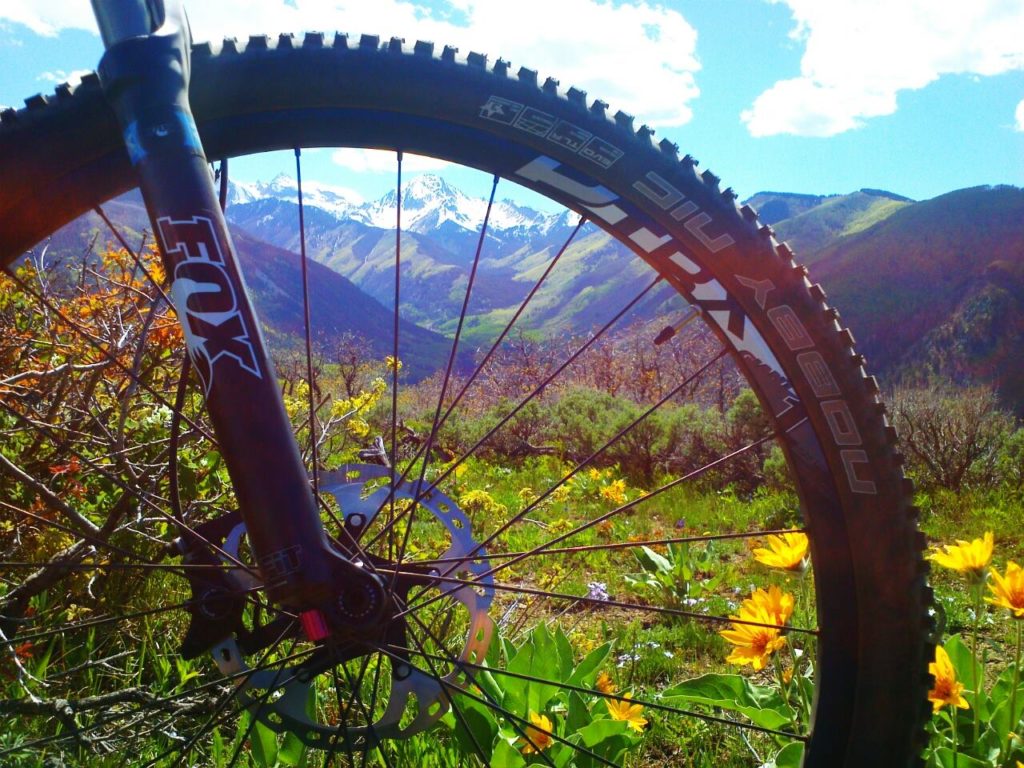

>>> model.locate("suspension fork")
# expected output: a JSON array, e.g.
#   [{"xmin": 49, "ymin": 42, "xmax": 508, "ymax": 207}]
[{"xmin": 90, "ymin": 0, "xmax": 340, "ymax": 611}]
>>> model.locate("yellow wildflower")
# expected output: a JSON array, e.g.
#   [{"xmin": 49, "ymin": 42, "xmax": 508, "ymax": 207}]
[
  {"xmin": 596, "ymin": 671, "xmax": 616, "ymax": 695},
  {"xmin": 751, "ymin": 585, "xmax": 795, "ymax": 627},
  {"xmin": 551, "ymin": 483, "xmax": 571, "ymax": 503},
  {"xmin": 457, "ymin": 489, "xmax": 507, "ymax": 517},
  {"xmin": 345, "ymin": 418, "xmax": 370, "ymax": 439},
  {"xmin": 385, "ymin": 356, "xmax": 402, "ymax": 372},
  {"xmin": 605, "ymin": 693, "xmax": 648, "ymax": 732},
  {"xmin": 752, "ymin": 531, "xmax": 809, "ymax": 571},
  {"xmin": 520, "ymin": 711, "xmax": 553, "ymax": 754},
  {"xmin": 928, "ymin": 532, "xmax": 994, "ymax": 581},
  {"xmin": 599, "ymin": 479, "xmax": 627, "ymax": 505},
  {"xmin": 928, "ymin": 645, "xmax": 969, "ymax": 712},
  {"xmin": 987, "ymin": 561, "xmax": 1024, "ymax": 618},
  {"xmin": 719, "ymin": 586, "xmax": 794, "ymax": 671},
  {"xmin": 720, "ymin": 609, "xmax": 787, "ymax": 671}
]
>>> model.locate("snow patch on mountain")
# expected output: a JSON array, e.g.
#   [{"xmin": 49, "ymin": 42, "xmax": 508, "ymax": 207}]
[
  {"xmin": 355, "ymin": 174, "xmax": 547, "ymax": 233},
  {"xmin": 228, "ymin": 173, "xmax": 569, "ymax": 236},
  {"xmin": 229, "ymin": 174, "xmax": 364, "ymax": 217}
]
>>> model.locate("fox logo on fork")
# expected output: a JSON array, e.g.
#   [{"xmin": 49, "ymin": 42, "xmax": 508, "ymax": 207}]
[{"xmin": 157, "ymin": 215, "xmax": 263, "ymax": 395}]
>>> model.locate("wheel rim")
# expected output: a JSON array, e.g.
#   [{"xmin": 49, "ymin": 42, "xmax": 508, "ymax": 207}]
[{"xmin": 0, "ymin": 34, "xmax": 930, "ymax": 768}]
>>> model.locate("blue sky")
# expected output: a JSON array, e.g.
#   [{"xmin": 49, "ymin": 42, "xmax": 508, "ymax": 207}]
[{"xmin": 2, "ymin": 0, "xmax": 1022, "ymax": 208}]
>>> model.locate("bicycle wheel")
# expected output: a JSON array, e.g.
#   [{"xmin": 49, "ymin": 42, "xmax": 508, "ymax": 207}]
[{"xmin": 0, "ymin": 33, "xmax": 932, "ymax": 767}]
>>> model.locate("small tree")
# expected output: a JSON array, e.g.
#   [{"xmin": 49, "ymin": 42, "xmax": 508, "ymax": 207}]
[{"xmin": 890, "ymin": 383, "xmax": 1015, "ymax": 491}]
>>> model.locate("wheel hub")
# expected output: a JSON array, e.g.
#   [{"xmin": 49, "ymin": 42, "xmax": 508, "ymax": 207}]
[{"xmin": 177, "ymin": 462, "xmax": 495, "ymax": 749}]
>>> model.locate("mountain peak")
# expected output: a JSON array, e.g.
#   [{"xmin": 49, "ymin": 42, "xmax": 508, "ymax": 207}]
[
  {"xmin": 404, "ymin": 174, "xmax": 455, "ymax": 196},
  {"xmin": 857, "ymin": 188, "xmax": 914, "ymax": 203},
  {"xmin": 226, "ymin": 176, "xmax": 363, "ymax": 217},
  {"xmin": 228, "ymin": 172, "xmax": 571, "ymax": 236}
]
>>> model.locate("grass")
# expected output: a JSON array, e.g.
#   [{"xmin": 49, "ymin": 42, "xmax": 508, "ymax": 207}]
[
  {"xmin": 8, "ymin": 450, "xmax": 1022, "ymax": 766},
  {"xmin": 3, "ymin": 349, "xmax": 1021, "ymax": 767},
  {"xmin": 2, "ymin": 451, "xmax": 809, "ymax": 767}
]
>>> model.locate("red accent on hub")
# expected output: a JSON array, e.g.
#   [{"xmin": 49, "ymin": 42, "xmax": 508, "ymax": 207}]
[{"xmin": 299, "ymin": 609, "xmax": 330, "ymax": 641}]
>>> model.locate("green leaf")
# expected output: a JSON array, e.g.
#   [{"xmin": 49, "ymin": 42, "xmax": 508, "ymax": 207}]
[
  {"xmin": 211, "ymin": 728, "xmax": 226, "ymax": 766},
  {"xmin": 932, "ymin": 746, "xmax": 992, "ymax": 768},
  {"xmin": 551, "ymin": 741, "xmax": 576, "ymax": 768},
  {"xmin": 32, "ymin": 639, "xmax": 55, "ymax": 680},
  {"xmin": 491, "ymin": 738, "xmax": 527, "ymax": 768},
  {"xmin": 989, "ymin": 661, "xmax": 1021, "ymax": 710},
  {"xmin": 473, "ymin": 667, "xmax": 506, "ymax": 706},
  {"xmin": 278, "ymin": 730, "xmax": 307, "ymax": 767},
  {"xmin": 567, "ymin": 643, "xmax": 612, "ymax": 689},
  {"xmin": 241, "ymin": 711, "xmax": 278, "ymax": 767},
  {"xmin": 986, "ymin": 691, "xmax": 1024, "ymax": 755},
  {"xmin": 944, "ymin": 635, "xmax": 986, "ymax": 711},
  {"xmin": 507, "ymin": 626, "xmax": 560, "ymax": 714},
  {"xmin": 566, "ymin": 691, "xmax": 591, "ymax": 735},
  {"xmin": 576, "ymin": 718, "xmax": 629, "ymax": 748},
  {"xmin": 660, "ymin": 673, "xmax": 793, "ymax": 730},
  {"xmin": 635, "ymin": 546, "xmax": 671, "ymax": 574},
  {"xmin": 554, "ymin": 626, "xmax": 575, "ymax": 680},
  {"xmin": 772, "ymin": 741, "xmax": 804, "ymax": 768},
  {"xmin": 449, "ymin": 694, "xmax": 499, "ymax": 762}
]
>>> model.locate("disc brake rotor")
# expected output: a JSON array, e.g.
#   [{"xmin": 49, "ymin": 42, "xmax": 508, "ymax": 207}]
[{"xmin": 207, "ymin": 463, "xmax": 495, "ymax": 750}]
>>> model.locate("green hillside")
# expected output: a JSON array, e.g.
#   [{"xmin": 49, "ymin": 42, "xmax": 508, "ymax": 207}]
[
  {"xmin": 809, "ymin": 185, "xmax": 1024, "ymax": 411},
  {"xmin": 747, "ymin": 189, "xmax": 912, "ymax": 258},
  {"xmin": 30, "ymin": 201, "xmax": 454, "ymax": 381}
]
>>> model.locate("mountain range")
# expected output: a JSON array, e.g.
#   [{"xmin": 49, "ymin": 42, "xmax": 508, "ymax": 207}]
[
  {"xmin": 34, "ymin": 173, "xmax": 1024, "ymax": 413},
  {"xmin": 223, "ymin": 175, "xmax": 1024, "ymax": 414},
  {"xmin": 225, "ymin": 174, "xmax": 665, "ymax": 338}
]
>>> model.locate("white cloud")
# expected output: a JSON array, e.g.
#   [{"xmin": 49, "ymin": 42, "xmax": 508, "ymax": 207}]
[
  {"xmin": 331, "ymin": 148, "xmax": 450, "ymax": 173},
  {"xmin": 36, "ymin": 68, "xmax": 92, "ymax": 85},
  {"xmin": 743, "ymin": 0, "xmax": 1024, "ymax": 137},
  {"xmin": 1016, "ymin": 99, "xmax": 1024, "ymax": 132},
  {"xmin": 0, "ymin": 1, "xmax": 97, "ymax": 36},
  {"xmin": 1, "ymin": 0, "xmax": 701, "ymax": 128}
]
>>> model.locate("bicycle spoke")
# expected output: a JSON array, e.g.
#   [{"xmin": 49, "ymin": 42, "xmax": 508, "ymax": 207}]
[
  {"xmin": 381, "ymin": 214, "xmax": 586, "ymax": 496},
  {"xmin": 387, "ymin": 568, "xmax": 816, "ymax": 634},
  {"xmin": 365, "ymin": 272, "xmax": 664, "ymax": 552},
  {"xmin": 386, "ymin": 526, "xmax": 808, "ymax": 566},
  {"xmin": 0, "ymin": 497, "xmax": 152, "ymax": 570},
  {"xmin": 6, "ymin": 597, "xmax": 206, "ymax": 645},
  {"xmin": 396, "ymin": 420, "xmax": 803, "ymax": 620},
  {"xmin": 391, "ymin": 174, "xmax": 500, "ymax": 578},
  {"xmin": 294, "ymin": 147, "xmax": 321, "ymax": 498},
  {"xmin": 393, "ymin": 645, "xmax": 807, "ymax": 741},
  {"xmin": 0, "ymin": 398, "xmax": 259, "ymax": 579},
  {"xmin": 387, "ymin": 150, "xmax": 403, "ymax": 564}
]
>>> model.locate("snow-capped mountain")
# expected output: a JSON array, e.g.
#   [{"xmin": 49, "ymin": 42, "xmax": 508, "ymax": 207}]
[
  {"xmin": 227, "ymin": 173, "xmax": 563, "ymax": 237},
  {"xmin": 355, "ymin": 174, "xmax": 551, "ymax": 234},
  {"xmin": 228, "ymin": 174, "xmax": 362, "ymax": 218},
  {"xmin": 223, "ymin": 172, "xmax": 623, "ymax": 333}
]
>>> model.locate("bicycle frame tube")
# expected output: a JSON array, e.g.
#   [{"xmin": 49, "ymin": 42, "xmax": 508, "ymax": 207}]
[{"xmin": 91, "ymin": 0, "xmax": 334, "ymax": 608}]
